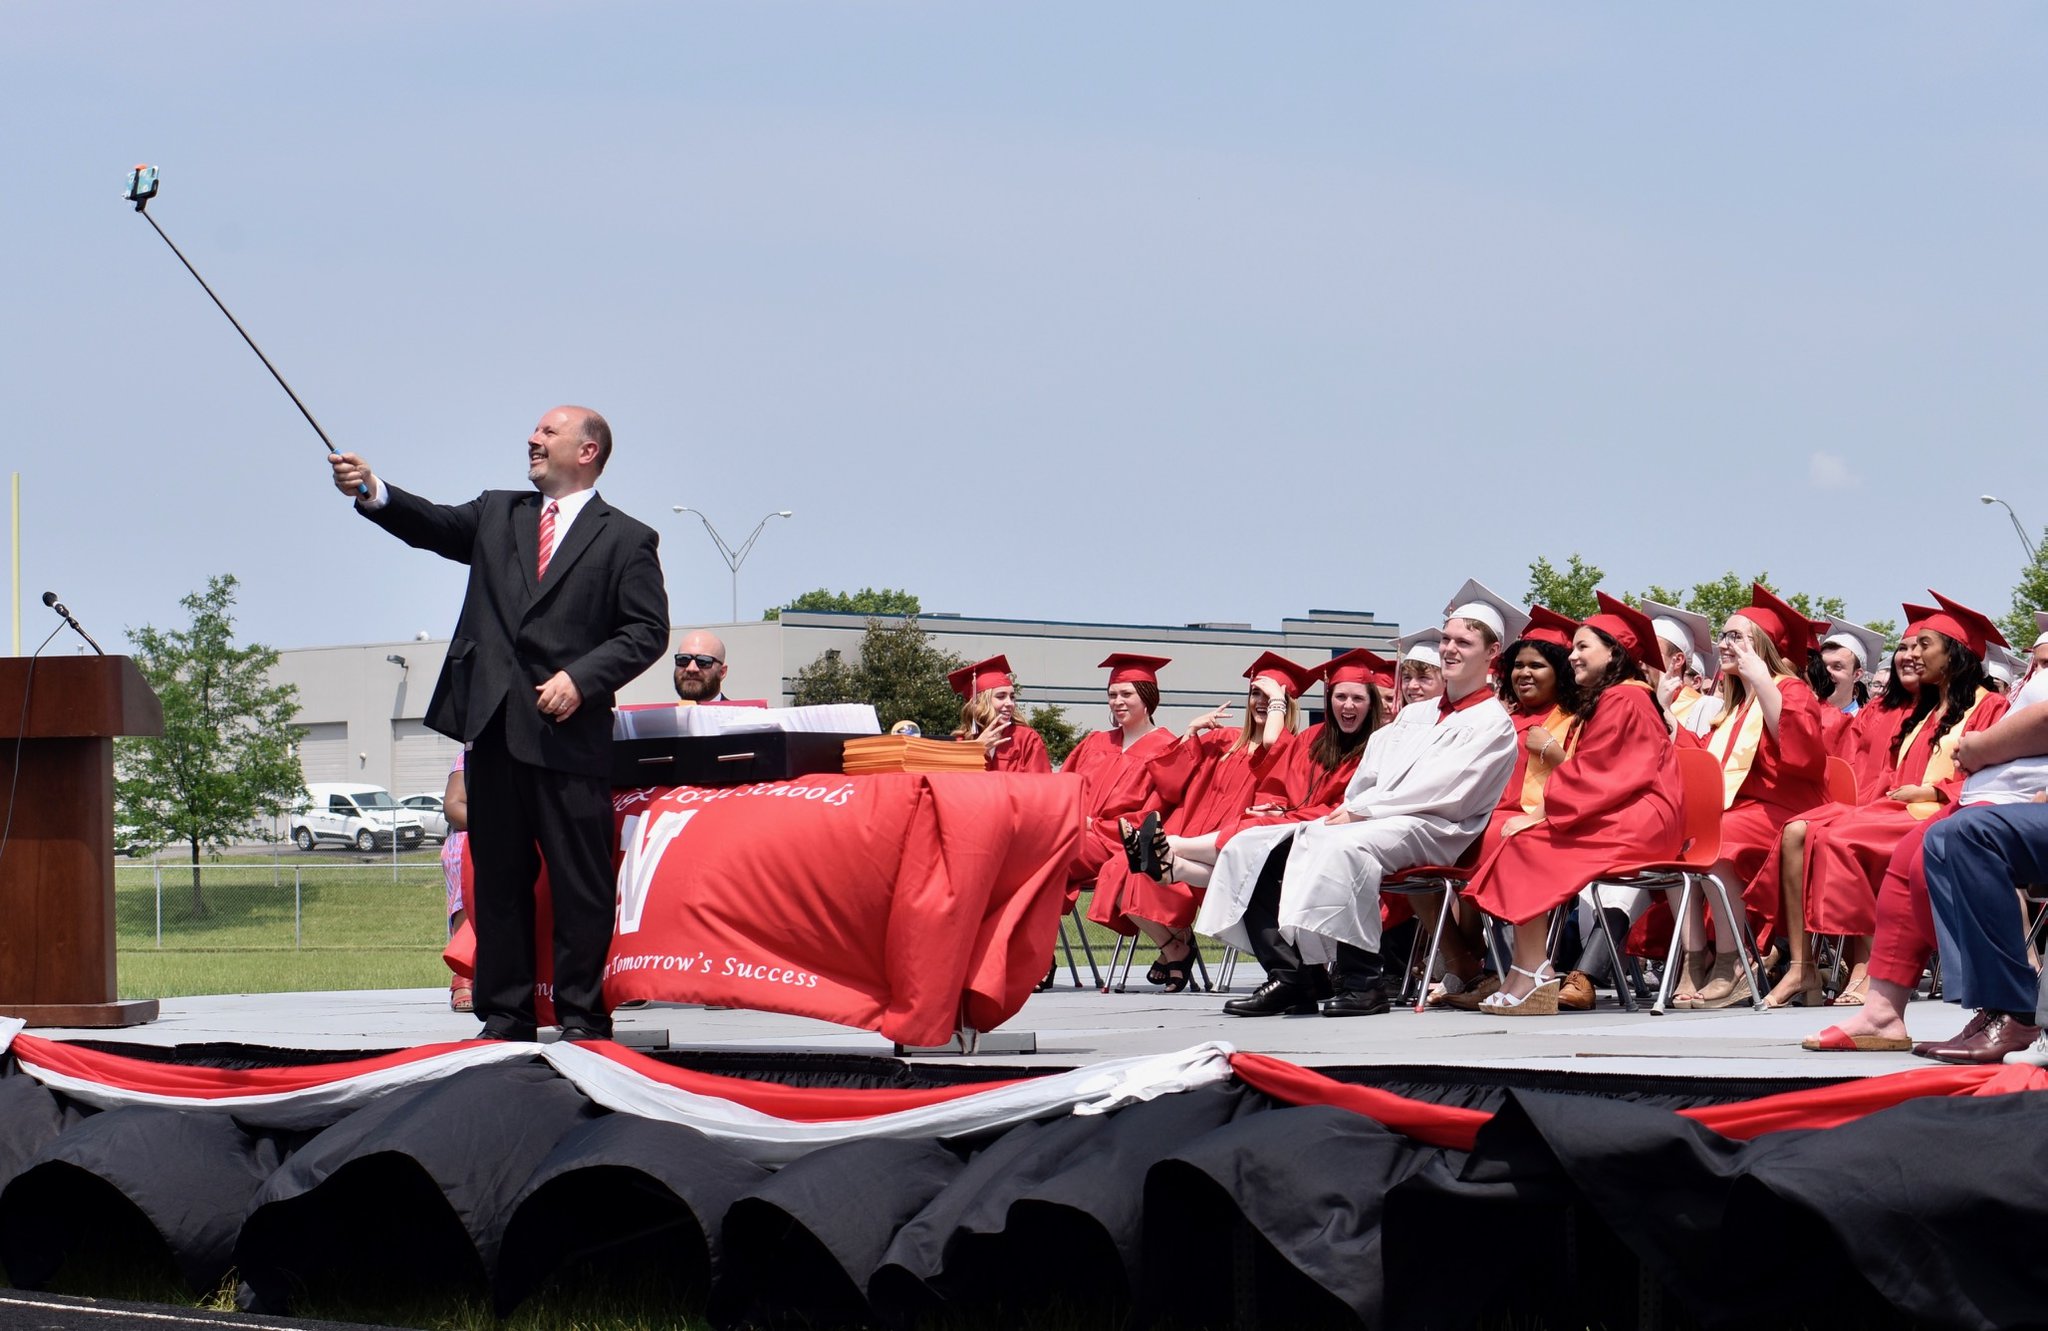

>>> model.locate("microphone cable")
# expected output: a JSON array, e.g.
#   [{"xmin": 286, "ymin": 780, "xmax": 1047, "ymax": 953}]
[{"xmin": 0, "ymin": 622, "xmax": 77, "ymax": 879}]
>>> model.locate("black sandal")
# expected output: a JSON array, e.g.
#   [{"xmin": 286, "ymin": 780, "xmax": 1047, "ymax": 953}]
[
  {"xmin": 1156, "ymin": 933, "xmax": 1196, "ymax": 994},
  {"xmin": 1119, "ymin": 817, "xmax": 1145, "ymax": 874},
  {"xmin": 1145, "ymin": 822, "xmax": 1176, "ymax": 883},
  {"xmin": 1133, "ymin": 811, "xmax": 1163, "ymax": 878}
]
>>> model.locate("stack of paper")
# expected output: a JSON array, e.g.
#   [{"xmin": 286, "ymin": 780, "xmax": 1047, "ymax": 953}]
[
  {"xmin": 841, "ymin": 735, "xmax": 989, "ymax": 774},
  {"xmin": 614, "ymin": 702, "xmax": 881, "ymax": 741}
]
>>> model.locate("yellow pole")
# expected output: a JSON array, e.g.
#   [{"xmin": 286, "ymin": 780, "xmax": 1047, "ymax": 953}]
[{"xmin": 9, "ymin": 473, "xmax": 17, "ymax": 656}]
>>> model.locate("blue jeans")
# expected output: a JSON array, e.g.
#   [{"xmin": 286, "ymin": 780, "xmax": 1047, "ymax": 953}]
[{"xmin": 1922, "ymin": 803, "xmax": 2048, "ymax": 1018}]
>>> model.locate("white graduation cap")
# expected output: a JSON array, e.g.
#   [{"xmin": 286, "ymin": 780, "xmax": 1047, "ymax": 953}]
[
  {"xmin": 1986, "ymin": 642, "xmax": 2021, "ymax": 686},
  {"xmin": 2034, "ymin": 609, "xmax": 2048, "ymax": 650},
  {"xmin": 1441, "ymin": 577, "xmax": 1529, "ymax": 644},
  {"xmin": 1396, "ymin": 626, "xmax": 1443, "ymax": 669},
  {"xmin": 1638, "ymin": 597, "xmax": 1712, "ymax": 662},
  {"xmin": 1821, "ymin": 617, "xmax": 1885, "ymax": 674}
]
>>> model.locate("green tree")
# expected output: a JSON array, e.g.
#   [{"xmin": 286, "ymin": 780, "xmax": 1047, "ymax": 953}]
[
  {"xmin": 1524, "ymin": 554, "xmax": 1605, "ymax": 620},
  {"xmin": 766, "ymin": 587, "xmax": 922, "ymax": 621},
  {"xmin": 2000, "ymin": 527, "xmax": 2048, "ymax": 651},
  {"xmin": 1636, "ymin": 572, "xmax": 1893, "ymax": 645},
  {"xmin": 1026, "ymin": 703, "xmax": 1081, "ymax": 768},
  {"xmin": 790, "ymin": 615, "xmax": 966, "ymax": 738},
  {"xmin": 116, "ymin": 575, "xmax": 305, "ymax": 916}
]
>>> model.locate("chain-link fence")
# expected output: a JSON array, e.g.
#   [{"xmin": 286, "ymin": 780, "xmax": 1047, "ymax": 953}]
[
  {"xmin": 116, "ymin": 857, "xmax": 447, "ymax": 951},
  {"xmin": 114, "ymin": 853, "xmax": 454, "ymax": 997}
]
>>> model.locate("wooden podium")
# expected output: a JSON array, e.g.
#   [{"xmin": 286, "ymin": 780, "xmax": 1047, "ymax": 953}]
[{"xmin": 0, "ymin": 655, "xmax": 164, "ymax": 1027}]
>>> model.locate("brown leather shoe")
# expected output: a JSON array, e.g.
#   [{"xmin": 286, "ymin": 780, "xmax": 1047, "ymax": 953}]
[
  {"xmin": 1912, "ymin": 1008, "xmax": 1991, "ymax": 1060},
  {"xmin": 1926, "ymin": 1012, "xmax": 2042, "ymax": 1066},
  {"xmin": 1558, "ymin": 970, "xmax": 1596, "ymax": 1011}
]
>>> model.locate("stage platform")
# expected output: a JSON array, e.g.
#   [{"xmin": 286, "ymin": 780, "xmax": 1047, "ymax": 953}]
[
  {"xmin": 7, "ymin": 979, "xmax": 2040, "ymax": 1330},
  {"xmin": 32, "ymin": 977, "xmax": 1940, "ymax": 1082}
]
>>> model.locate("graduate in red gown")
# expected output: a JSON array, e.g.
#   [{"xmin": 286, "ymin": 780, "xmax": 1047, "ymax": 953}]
[
  {"xmin": 1466, "ymin": 595, "xmax": 1684, "ymax": 1015},
  {"xmin": 1660, "ymin": 584, "xmax": 1830, "ymax": 1008},
  {"xmin": 1757, "ymin": 593, "xmax": 2010, "ymax": 1008},
  {"xmin": 1091, "ymin": 652, "xmax": 1316, "ymax": 991},
  {"xmin": 1811, "ymin": 618, "xmax": 1882, "ymax": 762},
  {"xmin": 947, "ymin": 654, "xmax": 1052, "ymax": 774},
  {"xmin": 1641, "ymin": 598, "xmax": 1716, "ymax": 730},
  {"xmin": 1235, "ymin": 649, "xmax": 1388, "ymax": 836},
  {"xmin": 1057, "ymin": 655, "xmax": 1176, "ymax": 908},
  {"xmin": 1426, "ymin": 606, "xmax": 1584, "ymax": 1007}
]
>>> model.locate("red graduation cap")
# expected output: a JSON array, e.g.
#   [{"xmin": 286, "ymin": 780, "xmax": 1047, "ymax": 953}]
[
  {"xmin": 1520, "ymin": 605, "xmax": 1580, "ymax": 651},
  {"xmin": 1322, "ymin": 648, "xmax": 1395, "ymax": 693},
  {"xmin": 1737, "ymin": 583, "xmax": 1824, "ymax": 668},
  {"xmin": 1923, "ymin": 590, "xmax": 2007, "ymax": 660},
  {"xmin": 947, "ymin": 654, "xmax": 1014, "ymax": 701},
  {"xmin": 1242, "ymin": 651, "xmax": 1317, "ymax": 698},
  {"xmin": 1098, "ymin": 653, "xmax": 1170, "ymax": 685},
  {"xmin": 1583, "ymin": 592, "xmax": 1661, "ymax": 671}
]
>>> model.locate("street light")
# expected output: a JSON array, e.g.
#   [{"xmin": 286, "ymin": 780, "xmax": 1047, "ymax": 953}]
[
  {"xmin": 1979, "ymin": 495, "xmax": 2038, "ymax": 563},
  {"xmin": 671, "ymin": 506, "xmax": 794, "ymax": 621}
]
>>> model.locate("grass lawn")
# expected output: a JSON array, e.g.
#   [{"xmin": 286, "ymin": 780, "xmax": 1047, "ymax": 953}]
[
  {"xmin": 115, "ymin": 851, "xmax": 451, "ymax": 999},
  {"xmin": 110, "ymin": 849, "xmax": 1238, "ymax": 999}
]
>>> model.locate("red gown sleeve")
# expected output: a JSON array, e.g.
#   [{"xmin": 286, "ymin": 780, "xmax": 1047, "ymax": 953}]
[
  {"xmin": 1818, "ymin": 705, "xmax": 1851, "ymax": 759},
  {"xmin": 1541, "ymin": 689, "xmax": 1672, "ymax": 834},
  {"xmin": 1147, "ymin": 728, "xmax": 1235, "ymax": 807},
  {"xmin": 1772, "ymin": 678, "xmax": 1828, "ymax": 780},
  {"xmin": 1252, "ymin": 724, "xmax": 1317, "ymax": 807},
  {"xmin": 992, "ymin": 724, "xmax": 1053, "ymax": 774}
]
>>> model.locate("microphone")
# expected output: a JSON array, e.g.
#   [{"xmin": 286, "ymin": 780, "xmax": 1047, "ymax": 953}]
[{"xmin": 43, "ymin": 591, "xmax": 106, "ymax": 656}]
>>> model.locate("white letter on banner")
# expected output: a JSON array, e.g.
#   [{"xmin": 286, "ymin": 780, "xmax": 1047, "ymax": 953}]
[{"xmin": 615, "ymin": 809, "xmax": 696, "ymax": 935}]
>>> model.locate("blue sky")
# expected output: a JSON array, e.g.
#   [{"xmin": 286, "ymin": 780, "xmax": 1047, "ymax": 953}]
[{"xmin": 5, "ymin": 3, "xmax": 2044, "ymax": 653}]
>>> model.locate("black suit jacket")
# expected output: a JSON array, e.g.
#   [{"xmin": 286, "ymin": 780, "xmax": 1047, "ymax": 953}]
[{"xmin": 362, "ymin": 484, "xmax": 670, "ymax": 777}]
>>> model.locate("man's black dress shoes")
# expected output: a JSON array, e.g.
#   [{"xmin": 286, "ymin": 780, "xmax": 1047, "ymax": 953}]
[
  {"xmin": 1320, "ymin": 985, "xmax": 1391, "ymax": 1017},
  {"xmin": 1222, "ymin": 977, "xmax": 1320, "ymax": 1017}
]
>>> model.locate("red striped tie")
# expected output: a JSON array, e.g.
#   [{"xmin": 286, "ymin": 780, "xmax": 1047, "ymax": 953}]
[{"xmin": 536, "ymin": 500, "xmax": 558, "ymax": 580}]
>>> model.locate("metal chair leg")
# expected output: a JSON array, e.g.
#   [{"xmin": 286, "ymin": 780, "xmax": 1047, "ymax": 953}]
[
  {"xmin": 1653, "ymin": 876, "xmax": 1696, "ymax": 1015},
  {"xmin": 1218, "ymin": 944, "xmax": 1241, "ymax": 992},
  {"xmin": 1585, "ymin": 884, "xmax": 1639, "ymax": 1013},
  {"xmin": 1105, "ymin": 935, "xmax": 1132, "ymax": 992},
  {"xmin": 1705, "ymin": 874, "xmax": 1767, "ymax": 1007},
  {"xmin": 1073, "ymin": 912, "xmax": 1102, "ymax": 989},
  {"xmin": 1413, "ymin": 887, "xmax": 1460, "ymax": 1014}
]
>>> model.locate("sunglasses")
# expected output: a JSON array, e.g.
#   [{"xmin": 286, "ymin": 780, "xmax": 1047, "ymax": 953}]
[{"xmin": 674, "ymin": 653, "xmax": 723, "ymax": 669}]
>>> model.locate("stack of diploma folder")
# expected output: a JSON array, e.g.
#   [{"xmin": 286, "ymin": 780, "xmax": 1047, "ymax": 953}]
[{"xmin": 840, "ymin": 735, "xmax": 989, "ymax": 774}]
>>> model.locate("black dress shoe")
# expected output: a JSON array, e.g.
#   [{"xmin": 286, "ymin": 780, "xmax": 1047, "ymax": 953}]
[
  {"xmin": 1223, "ymin": 977, "xmax": 1319, "ymax": 1017},
  {"xmin": 1321, "ymin": 985, "xmax": 1391, "ymax": 1017},
  {"xmin": 557, "ymin": 1023, "xmax": 614, "ymax": 1043},
  {"xmin": 476, "ymin": 1021, "xmax": 538, "ymax": 1042}
]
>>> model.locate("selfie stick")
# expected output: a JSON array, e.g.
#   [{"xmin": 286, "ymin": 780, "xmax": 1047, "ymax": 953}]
[{"xmin": 121, "ymin": 165, "xmax": 365, "ymax": 494}]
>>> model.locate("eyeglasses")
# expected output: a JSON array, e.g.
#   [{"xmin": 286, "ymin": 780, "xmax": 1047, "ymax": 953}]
[{"xmin": 674, "ymin": 653, "xmax": 723, "ymax": 669}]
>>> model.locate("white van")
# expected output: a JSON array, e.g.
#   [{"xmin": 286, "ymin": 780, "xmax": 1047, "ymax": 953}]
[{"xmin": 291, "ymin": 784, "xmax": 428, "ymax": 852}]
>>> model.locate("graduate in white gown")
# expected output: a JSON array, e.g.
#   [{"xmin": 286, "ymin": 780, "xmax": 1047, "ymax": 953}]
[{"xmin": 1206, "ymin": 582, "xmax": 1520, "ymax": 1017}]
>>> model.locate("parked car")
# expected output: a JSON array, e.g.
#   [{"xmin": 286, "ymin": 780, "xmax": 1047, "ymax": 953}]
[
  {"xmin": 290, "ymin": 784, "xmax": 428, "ymax": 852},
  {"xmin": 114, "ymin": 823, "xmax": 158, "ymax": 858},
  {"xmin": 400, "ymin": 792, "xmax": 450, "ymax": 843}
]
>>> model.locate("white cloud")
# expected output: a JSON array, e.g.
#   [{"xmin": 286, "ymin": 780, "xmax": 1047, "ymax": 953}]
[{"xmin": 1809, "ymin": 452, "xmax": 1857, "ymax": 489}]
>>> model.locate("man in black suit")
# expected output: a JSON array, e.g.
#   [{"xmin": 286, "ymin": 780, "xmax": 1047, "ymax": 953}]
[{"xmin": 329, "ymin": 406, "xmax": 669, "ymax": 1040}]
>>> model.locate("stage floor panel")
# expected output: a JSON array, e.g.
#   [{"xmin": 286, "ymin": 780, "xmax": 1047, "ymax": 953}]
[{"xmin": 33, "ymin": 979, "xmax": 1951, "ymax": 1080}]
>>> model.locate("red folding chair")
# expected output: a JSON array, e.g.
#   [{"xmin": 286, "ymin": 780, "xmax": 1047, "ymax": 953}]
[
  {"xmin": 1578, "ymin": 747, "xmax": 1761, "ymax": 1014},
  {"xmin": 1383, "ymin": 850, "xmax": 1496, "ymax": 1013},
  {"xmin": 1823, "ymin": 755, "xmax": 1857, "ymax": 806}
]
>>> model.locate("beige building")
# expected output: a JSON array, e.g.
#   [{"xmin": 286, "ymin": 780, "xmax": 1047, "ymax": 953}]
[{"xmin": 270, "ymin": 607, "xmax": 1402, "ymax": 792}]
